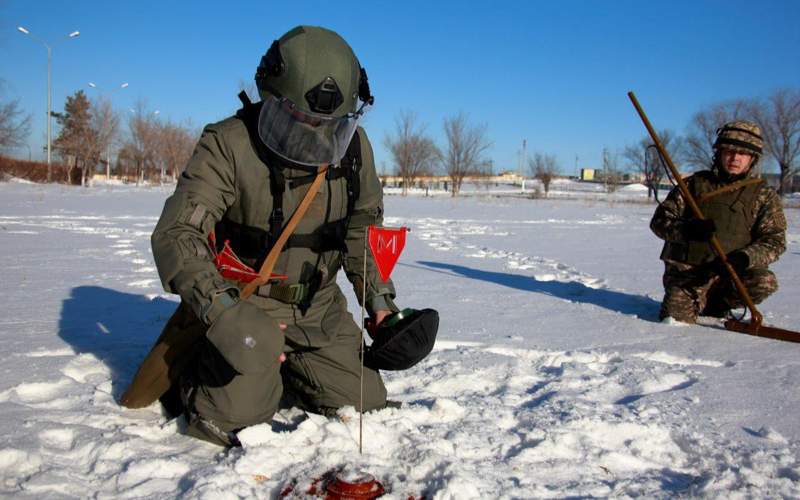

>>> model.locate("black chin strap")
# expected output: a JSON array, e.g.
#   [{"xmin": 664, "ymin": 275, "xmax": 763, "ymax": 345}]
[{"xmin": 238, "ymin": 91, "xmax": 252, "ymax": 107}]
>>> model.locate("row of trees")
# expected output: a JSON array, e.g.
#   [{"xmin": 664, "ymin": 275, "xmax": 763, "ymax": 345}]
[
  {"xmin": 385, "ymin": 88, "xmax": 800, "ymax": 198},
  {"xmin": 383, "ymin": 111, "xmax": 587, "ymax": 198},
  {"xmin": 5, "ymin": 82, "xmax": 799, "ymax": 195},
  {"xmin": 0, "ymin": 82, "xmax": 197, "ymax": 186},
  {"xmin": 384, "ymin": 111, "xmax": 493, "ymax": 197},
  {"xmin": 53, "ymin": 91, "xmax": 197, "ymax": 185},
  {"xmin": 383, "ymin": 109, "xmax": 604, "ymax": 198}
]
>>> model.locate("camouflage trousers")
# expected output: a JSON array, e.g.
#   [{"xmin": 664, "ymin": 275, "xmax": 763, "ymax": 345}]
[{"xmin": 659, "ymin": 262, "xmax": 778, "ymax": 323}]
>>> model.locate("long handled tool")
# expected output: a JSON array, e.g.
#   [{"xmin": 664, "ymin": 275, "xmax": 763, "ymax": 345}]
[{"xmin": 628, "ymin": 91, "xmax": 800, "ymax": 343}]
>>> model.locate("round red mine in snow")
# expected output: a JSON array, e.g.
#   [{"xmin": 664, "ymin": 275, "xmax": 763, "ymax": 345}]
[{"xmin": 281, "ymin": 468, "xmax": 386, "ymax": 499}]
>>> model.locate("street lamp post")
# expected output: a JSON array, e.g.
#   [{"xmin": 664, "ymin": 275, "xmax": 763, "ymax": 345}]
[
  {"xmin": 17, "ymin": 26, "xmax": 80, "ymax": 183},
  {"xmin": 88, "ymin": 82, "xmax": 129, "ymax": 180}
]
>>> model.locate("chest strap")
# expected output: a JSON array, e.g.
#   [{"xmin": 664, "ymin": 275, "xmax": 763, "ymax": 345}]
[
  {"xmin": 240, "ymin": 164, "xmax": 329, "ymax": 300},
  {"xmin": 696, "ymin": 178, "xmax": 763, "ymax": 205},
  {"xmin": 256, "ymin": 282, "xmax": 311, "ymax": 304}
]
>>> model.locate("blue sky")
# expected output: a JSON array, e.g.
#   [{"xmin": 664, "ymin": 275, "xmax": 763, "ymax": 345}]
[{"xmin": 2, "ymin": 0, "xmax": 799, "ymax": 175}]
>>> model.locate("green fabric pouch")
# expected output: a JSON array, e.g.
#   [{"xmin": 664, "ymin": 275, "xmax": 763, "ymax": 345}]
[{"xmin": 205, "ymin": 300, "xmax": 284, "ymax": 374}]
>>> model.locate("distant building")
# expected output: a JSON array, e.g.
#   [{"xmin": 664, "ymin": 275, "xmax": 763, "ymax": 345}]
[
  {"xmin": 580, "ymin": 168, "xmax": 595, "ymax": 181},
  {"xmin": 380, "ymin": 172, "xmax": 526, "ymax": 191}
]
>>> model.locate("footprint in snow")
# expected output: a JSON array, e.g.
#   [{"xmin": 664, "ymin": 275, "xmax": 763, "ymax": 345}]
[{"xmin": 614, "ymin": 373, "xmax": 698, "ymax": 405}]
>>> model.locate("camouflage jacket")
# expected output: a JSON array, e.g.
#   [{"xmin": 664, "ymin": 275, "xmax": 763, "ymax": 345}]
[{"xmin": 650, "ymin": 169, "xmax": 786, "ymax": 269}]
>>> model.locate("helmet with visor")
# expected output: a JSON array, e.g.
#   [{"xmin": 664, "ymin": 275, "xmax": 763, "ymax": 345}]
[{"xmin": 255, "ymin": 26, "xmax": 374, "ymax": 166}]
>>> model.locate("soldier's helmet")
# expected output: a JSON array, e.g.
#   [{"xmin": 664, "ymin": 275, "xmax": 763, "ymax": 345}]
[
  {"xmin": 254, "ymin": 26, "xmax": 374, "ymax": 166},
  {"xmin": 713, "ymin": 120, "xmax": 764, "ymax": 157}
]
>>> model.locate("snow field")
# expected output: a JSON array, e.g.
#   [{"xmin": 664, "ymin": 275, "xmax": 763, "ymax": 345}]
[{"xmin": 0, "ymin": 183, "xmax": 798, "ymax": 498}]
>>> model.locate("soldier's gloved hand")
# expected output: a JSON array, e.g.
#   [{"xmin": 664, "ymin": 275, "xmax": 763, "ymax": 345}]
[
  {"xmin": 712, "ymin": 250, "xmax": 749, "ymax": 276},
  {"xmin": 205, "ymin": 300, "xmax": 285, "ymax": 374},
  {"xmin": 684, "ymin": 218, "xmax": 716, "ymax": 242}
]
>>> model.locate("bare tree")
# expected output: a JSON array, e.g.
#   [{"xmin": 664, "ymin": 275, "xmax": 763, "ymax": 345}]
[
  {"xmin": 383, "ymin": 110, "xmax": 438, "ymax": 195},
  {"xmin": 89, "ymin": 96, "xmax": 119, "ymax": 181},
  {"xmin": 441, "ymin": 112, "xmax": 491, "ymax": 197},
  {"xmin": 154, "ymin": 119, "xmax": 197, "ymax": 182},
  {"xmin": 0, "ymin": 81, "xmax": 31, "ymax": 154},
  {"xmin": 623, "ymin": 129, "xmax": 682, "ymax": 202},
  {"xmin": 750, "ymin": 88, "xmax": 800, "ymax": 195},
  {"xmin": 684, "ymin": 99, "xmax": 749, "ymax": 171},
  {"xmin": 123, "ymin": 101, "xmax": 160, "ymax": 185},
  {"xmin": 601, "ymin": 147, "xmax": 623, "ymax": 193},
  {"xmin": 528, "ymin": 152, "xmax": 560, "ymax": 197}
]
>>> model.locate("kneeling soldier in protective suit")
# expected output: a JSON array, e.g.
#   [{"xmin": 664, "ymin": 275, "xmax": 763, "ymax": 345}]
[
  {"xmin": 651, "ymin": 121, "xmax": 786, "ymax": 324},
  {"xmin": 141, "ymin": 26, "xmax": 399, "ymax": 446}
]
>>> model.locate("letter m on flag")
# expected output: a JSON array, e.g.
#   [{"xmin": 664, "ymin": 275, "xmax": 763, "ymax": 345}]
[{"xmin": 367, "ymin": 226, "xmax": 407, "ymax": 282}]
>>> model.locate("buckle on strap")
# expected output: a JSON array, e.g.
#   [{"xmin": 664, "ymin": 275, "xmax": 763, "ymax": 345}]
[
  {"xmin": 255, "ymin": 282, "xmax": 273, "ymax": 299},
  {"xmin": 256, "ymin": 283, "xmax": 308, "ymax": 304}
]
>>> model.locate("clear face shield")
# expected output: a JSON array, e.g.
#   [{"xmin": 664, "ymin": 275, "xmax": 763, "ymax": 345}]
[{"xmin": 258, "ymin": 95, "xmax": 370, "ymax": 167}]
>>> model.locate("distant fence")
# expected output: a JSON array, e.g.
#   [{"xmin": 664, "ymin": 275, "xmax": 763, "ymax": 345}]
[
  {"xmin": 0, "ymin": 156, "xmax": 71, "ymax": 183},
  {"xmin": 0, "ymin": 156, "xmax": 175, "ymax": 185}
]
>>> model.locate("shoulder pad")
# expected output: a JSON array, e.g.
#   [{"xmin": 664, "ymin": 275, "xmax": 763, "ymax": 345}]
[{"xmin": 204, "ymin": 114, "xmax": 247, "ymax": 136}]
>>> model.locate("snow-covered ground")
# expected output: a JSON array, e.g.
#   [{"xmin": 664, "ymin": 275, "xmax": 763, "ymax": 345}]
[{"xmin": 0, "ymin": 181, "xmax": 798, "ymax": 498}]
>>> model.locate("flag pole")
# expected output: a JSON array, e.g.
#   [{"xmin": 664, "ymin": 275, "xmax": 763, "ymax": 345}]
[{"xmin": 359, "ymin": 226, "xmax": 368, "ymax": 455}]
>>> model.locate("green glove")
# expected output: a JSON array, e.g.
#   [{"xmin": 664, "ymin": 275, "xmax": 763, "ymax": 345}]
[{"xmin": 206, "ymin": 300, "xmax": 284, "ymax": 375}]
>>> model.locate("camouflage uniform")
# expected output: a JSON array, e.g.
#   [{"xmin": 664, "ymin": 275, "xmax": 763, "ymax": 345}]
[{"xmin": 650, "ymin": 122, "xmax": 786, "ymax": 323}]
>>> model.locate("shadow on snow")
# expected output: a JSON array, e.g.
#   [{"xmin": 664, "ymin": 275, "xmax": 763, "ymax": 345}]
[
  {"xmin": 59, "ymin": 285, "xmax": 176, "ymax": 400},
  {"xmin": 416, "ymin": 260, "xmax": 661, "ymax": 322}
]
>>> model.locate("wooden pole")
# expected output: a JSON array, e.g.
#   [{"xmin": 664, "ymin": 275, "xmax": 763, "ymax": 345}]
[{"xmin": 627, "ymin": 91, "xmax": 763, "ymax": 330}]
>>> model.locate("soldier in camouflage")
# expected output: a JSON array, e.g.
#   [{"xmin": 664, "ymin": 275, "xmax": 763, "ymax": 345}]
[
  {"xmin": 650, "ymin": 121, "xmax": 786, "ymax": 323},
  {"xmin": 147, "ymin": 26, "xmax": 398, "ymax": 446}
]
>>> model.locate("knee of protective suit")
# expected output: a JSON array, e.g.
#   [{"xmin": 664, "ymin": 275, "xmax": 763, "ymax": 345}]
[
  {"xmin": 188, "ymin": 343, "xmax": 284, "ymax": 435},
  {"xmin": 280, "ymin": 351, "xmax": 387, "ymax": 414}
]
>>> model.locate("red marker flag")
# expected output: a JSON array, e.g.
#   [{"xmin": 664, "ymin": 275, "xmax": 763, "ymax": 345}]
[{"xmin": 368, "ymin": 226, "xmax": 407, "ymax": 282}]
